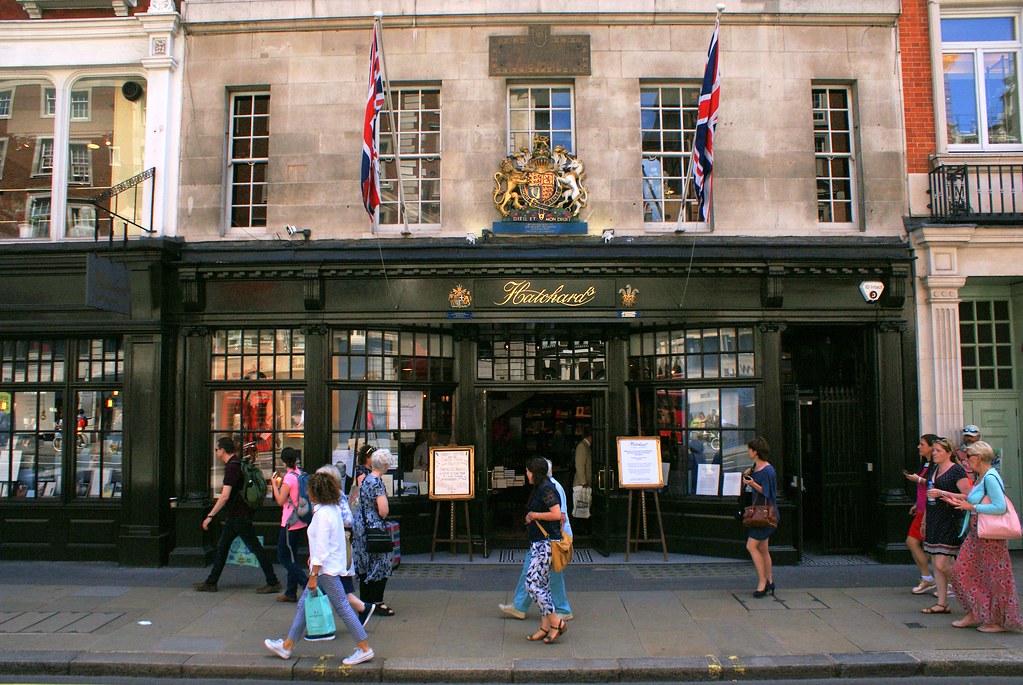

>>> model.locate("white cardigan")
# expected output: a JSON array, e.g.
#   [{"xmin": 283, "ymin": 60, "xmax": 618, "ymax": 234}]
[{"xmin": 307, "ymin": 503, "xmax": 347, "ymax": 577}]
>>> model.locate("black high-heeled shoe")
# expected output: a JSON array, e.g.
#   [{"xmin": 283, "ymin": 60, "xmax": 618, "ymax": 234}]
[
  {"xmin": 768, "ymin": 581, "xmax": 775, "ymax": 596},
  {"xmin": 753, "ymin": 585, "xmax": 769, "ymax": 598}
]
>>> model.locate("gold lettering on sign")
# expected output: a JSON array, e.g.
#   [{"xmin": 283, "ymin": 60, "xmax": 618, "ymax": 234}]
[{"xmin": 494, "ymin": 281, "xmax": 597, "ymax": 307}]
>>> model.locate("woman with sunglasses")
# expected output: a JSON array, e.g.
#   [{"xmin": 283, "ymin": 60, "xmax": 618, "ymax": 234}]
[{"xmin": 921, "ymin": 437, "xmax": 971, "ymax": 615}]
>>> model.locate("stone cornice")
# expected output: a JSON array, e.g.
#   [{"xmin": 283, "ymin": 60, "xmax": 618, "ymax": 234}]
[
  {"xmin": 182, "ymin": 8, "xmax": 900, "ymax": 35},
  {"xmin": 924, "ymin": 275, "xmax": 967, "ymax": 303},
  {"xmin": 0, "ymin": 17, "xmax": 146, "ymax": 41}
]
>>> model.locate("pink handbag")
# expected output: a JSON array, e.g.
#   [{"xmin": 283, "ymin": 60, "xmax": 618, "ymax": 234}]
[{"xmin": 977, "ymin": 475, "xmax": 1023, "ymax": 541}]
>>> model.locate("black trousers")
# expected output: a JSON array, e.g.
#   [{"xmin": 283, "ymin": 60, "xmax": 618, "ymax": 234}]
[{"xmin": 205, "ymin": 515, "xmax": 279, "ymax": 587}]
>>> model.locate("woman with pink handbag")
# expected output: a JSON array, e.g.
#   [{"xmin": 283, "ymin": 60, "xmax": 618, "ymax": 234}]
[{"xmin": 942, "ymin": 441, "xmax": 1023, "ymax": 633}]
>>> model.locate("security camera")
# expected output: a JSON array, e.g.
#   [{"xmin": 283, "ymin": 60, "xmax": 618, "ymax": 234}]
[
  {"xmin": 466, "ymin": 232, "xmax": 477, "ymax": 245},
  {"xmin": 602, "ymin": 229, "xmax": 615, "ymax": 244},
  {"xmin": 859, "ymin": 281, "xmax": 884, "ymax": 303},
  {"xmin": 284, "ymin": 225, "xmax": 311, "ymax": 241}
]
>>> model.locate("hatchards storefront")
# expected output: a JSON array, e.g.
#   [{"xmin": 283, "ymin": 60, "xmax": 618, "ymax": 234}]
[{"xmin": 162, "ymin": 236, "xmax": 918, "ymax": 567}]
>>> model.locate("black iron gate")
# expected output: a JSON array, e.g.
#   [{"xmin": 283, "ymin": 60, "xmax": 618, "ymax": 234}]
[{"xmin": 818, "ymin": 386, "xmax": 868, "ymax": 554}]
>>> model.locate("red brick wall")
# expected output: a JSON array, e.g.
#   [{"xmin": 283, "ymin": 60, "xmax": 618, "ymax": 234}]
[
  {"xmin": 900, "ymin": 0, "xmax": 936, "ymax": 174},
  {"xmin": 0, "ymin": 1, "xmax": 168, "ymax": 20}
]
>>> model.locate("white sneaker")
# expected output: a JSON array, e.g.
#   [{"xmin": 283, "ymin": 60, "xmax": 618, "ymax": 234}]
[
  {"xmin": 342, "ymin": 647, "xmax": 375, "ymax": 665},
  {"xmin": 264, "ymin": 638, "xmax": 291, "ymax": 660},
  {"xmin": 498, "ymin": 603, "xmax": 526, "ymax": 619}
]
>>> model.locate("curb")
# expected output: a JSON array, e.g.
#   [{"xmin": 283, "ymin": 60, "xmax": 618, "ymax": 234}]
[{"xmin": 4, "ymin": 649, "xmax": 1023, "ymax": 681}]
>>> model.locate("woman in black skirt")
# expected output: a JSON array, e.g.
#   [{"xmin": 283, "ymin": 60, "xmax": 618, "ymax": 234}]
[
  {"xmin": 743, "ymin": 437, "xmax": 778, "ymax": 598},
  {"xmin": 921, "ymin": 437, "xmax": 970, "ymax": 615}
]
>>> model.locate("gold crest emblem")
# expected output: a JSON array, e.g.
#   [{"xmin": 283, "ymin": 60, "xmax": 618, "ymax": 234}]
[
  {"xmin": 618, "ymin": 283, "xmax": 639, "ymax": 308},
  {"xmin": 449, "ymin": 284, "xmax": 472, "ymax": 309},
  {"xmin": 494, "ymin": 135, "xmax": 589, "ymax": 220}
]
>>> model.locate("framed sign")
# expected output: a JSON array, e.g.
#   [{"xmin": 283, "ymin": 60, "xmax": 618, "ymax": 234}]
[
  {"xmin": 429, "ymin": 446, "xmax": 475, "ymax": 500},
  {"xmin": 617, "ymin": 437, "xmax": 663, "ymax": 489}
]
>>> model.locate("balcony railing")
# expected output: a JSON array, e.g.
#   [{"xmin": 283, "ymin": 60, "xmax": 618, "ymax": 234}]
[{"xmin": 929, "ymin": 163, "xmax": 1023, "ymax": 223}]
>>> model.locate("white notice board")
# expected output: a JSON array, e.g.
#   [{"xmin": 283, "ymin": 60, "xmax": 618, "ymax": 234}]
[
  {"xmin": 617, "ymin": 437, "xmax": 664, "ymax": 489},
  {"xmin": 429, "ymin": 446, "xmax": 475, "ymax": 500}
]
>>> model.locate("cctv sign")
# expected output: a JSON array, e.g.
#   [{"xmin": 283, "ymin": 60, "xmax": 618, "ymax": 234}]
[{"xmin": 859, "ymin": 281, "xmax": 885, "ymax": 303}]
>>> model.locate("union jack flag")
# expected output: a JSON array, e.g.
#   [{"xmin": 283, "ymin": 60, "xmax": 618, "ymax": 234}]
[
  {"xmin": 361, "ymin": 25, "xmax": 385, "ymax": 221},
  {"xmin": 691, "ymin": 17, "xmax": 720, "ymax": 223}
]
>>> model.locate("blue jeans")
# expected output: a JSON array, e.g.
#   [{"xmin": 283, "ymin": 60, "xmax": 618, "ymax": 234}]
[
  {"xmin": 205, "ymin": 516, "xmax": 279, "ymax": 587},
  {"xmin": 514, "ymin": 546, "xmax": 571, "ymax": 615},
  {"xmin": 277, "ymin": 526, "xmax": 308, "ymax": 599}
]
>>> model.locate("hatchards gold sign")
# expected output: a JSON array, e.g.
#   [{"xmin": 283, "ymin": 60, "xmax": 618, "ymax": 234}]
[{"xmin": 494, "ymin": 280, "xmax": 597, "ymax": 307}]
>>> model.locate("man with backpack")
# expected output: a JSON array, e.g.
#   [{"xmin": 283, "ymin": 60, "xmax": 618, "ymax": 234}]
[
  {"xmin": 270, "ymin": 447, "xmax": 311, "ymax": 603},
  {"xmin": 194, "ymin": 436, "xmax": 281, "ymax": 594}
]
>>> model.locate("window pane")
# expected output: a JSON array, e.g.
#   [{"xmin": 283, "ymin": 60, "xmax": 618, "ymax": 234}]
[
  {"xmin": 941, "ymin": 17, "xmax": 1015, "ymax": 43},
  {"xmin": 985, "ymin": 52, "xmax": 1021, "ymax": 144},
  {"xmin": 0, "ymin": 79, "xmax": 56, "ymax": 240},
  {"xmin": 944, "ymin": 52, "xmax": 979, "ymax": 144}
]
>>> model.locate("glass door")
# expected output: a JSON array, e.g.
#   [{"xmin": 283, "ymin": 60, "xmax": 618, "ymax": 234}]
[{"xmin": 588, "ymin": 391, "xmax": 612, "ymax": 555}]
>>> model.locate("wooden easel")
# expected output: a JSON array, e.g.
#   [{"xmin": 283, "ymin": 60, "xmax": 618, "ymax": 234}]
[
  {"xmin": 625, "ymin": 489, "xmax": 668, "ymax": 561},
  {"xmin": 430, "ymin": 500, "xmax": 473, "ymax": 560}
]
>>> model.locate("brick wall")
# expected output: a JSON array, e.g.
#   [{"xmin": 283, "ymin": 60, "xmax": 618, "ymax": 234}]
[{"xmin": 900, "ymin": 0, "xmax": 935, "ymax": 174}]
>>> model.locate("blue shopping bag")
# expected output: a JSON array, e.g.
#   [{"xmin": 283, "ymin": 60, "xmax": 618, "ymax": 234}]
[
  {"xmin": 226, "ymin": 535, "xmax": 263, "ymax": 567},
  {"xmin": 304, "ymin": 588, "xmax": 336, "ymax": 639}
]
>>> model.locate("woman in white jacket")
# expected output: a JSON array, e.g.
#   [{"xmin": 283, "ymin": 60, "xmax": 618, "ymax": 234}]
[{"xmin": 264, "ymin": 472, "xmax": 375, "ymax": 665}]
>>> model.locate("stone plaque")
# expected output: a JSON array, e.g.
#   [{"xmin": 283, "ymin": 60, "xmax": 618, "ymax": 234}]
[{"xmin": 489, "ymin": 25, "xmax": 591, "ymax": 76}]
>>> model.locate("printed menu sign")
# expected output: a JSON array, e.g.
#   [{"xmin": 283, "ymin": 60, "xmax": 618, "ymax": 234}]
[
  {"xmin": 429, "ymin": 446, "xmax": 475, "ymax": 500},
  {"xmin": 617, "ymin": 437, "xmax": 664, "ymax": 489}
]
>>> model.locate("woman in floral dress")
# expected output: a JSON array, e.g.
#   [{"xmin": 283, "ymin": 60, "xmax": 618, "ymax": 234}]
[
  {"xmin": 352, "ymin": 449, "xmax": 395, "ymax": 616},
  {"xmin": 944, "ymin": 441, "xmax": 1023, "ymax": 633}
]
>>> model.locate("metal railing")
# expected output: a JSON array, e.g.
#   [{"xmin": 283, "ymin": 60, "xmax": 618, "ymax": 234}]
[{"xmin": 929, "ymin": 162, "xmax": 1023, "ymax": 223}]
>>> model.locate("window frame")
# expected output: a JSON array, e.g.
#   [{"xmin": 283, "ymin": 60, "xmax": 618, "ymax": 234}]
[
  {"xmin": 0, "ymin": 89, "xmax": 12, "ymax": 119},
  {"xmin": 32, "ymin": 137, "xmax": 54, "ymax": 177},
  {"xmin": 226, "ymin": 90, "xmax": 271, "ymax": 232},
  {"xmin": 68, "ymin": 141, "xmax": 92, "ymax": 185},
  {"xmin": 506, "ymin": 84, "xmax": 576, "ymax": 155},
  {"xmin": 640, "ymin": 83, "xmax": 707, "ymax": 229},
  {"xmin": 812, "ymin": 85, "xmax": 858, "ymax": 227},
  {"xmin": 378, "ymin": 87, "xmax": 442, "ymax": 229},
  {"xmin": 43, "ymin": 88, "xmax": 92, "ymax": 121},
  {"xmin": 941, "ymin": 10, "xmax": 1023, "ymax": 151},
  {"xmin": 0, "ymin": 137, "xmax": 7, "ymax": 180}
]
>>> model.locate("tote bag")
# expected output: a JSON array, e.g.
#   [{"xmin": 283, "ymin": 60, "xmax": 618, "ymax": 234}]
[
  {"xmin": 304, "ymin": 588, "xmax": 336, "ymax": 639},
  {"xmin": 978, "ymin": 475, "xmax": 1023, "ymax": 541}
]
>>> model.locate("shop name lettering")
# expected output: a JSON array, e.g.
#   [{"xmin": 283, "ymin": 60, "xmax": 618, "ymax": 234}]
[{"xmin": 494, "ymin": 281, "xmax": 597, "ymax": 307}]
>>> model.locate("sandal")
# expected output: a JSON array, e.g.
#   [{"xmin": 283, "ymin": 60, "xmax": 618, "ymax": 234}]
[
  {"xmin": 543, "ymin": 620, "xmax": 568, "ymax": 644},
  {"xmin": 526, "ymin": 628, "xmax": 548, "ymax": 642},
  {"xmin": 376, "ymin": 603, "xmax": 395, "ymax": 616},
  {"xmin": 921, "ymin": 604, "xmax": 950, "ymax": 614}
]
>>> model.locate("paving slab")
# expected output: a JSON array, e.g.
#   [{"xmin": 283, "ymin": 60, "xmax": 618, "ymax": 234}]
[
  {"xmin": 0, "ymin": 649, "xmax": 76, "ymax": 675},
  {"xmin": 514, "ymin": 657, "xmax": 619, "ymax": 683},
  {"xmin": 830, "ymin": 651, "xmax": 922, "ymax": 678},
  {"xmin": 183, "ymin": 651, "xmax": 296, "ymax": 680},
  {"xmin": 293, "ymin": 653, "xmax": 383, "ymax": 681}
]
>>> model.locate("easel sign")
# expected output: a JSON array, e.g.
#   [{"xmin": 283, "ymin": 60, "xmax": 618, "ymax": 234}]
[
  {"xmin": 429, "ymin": 446, "xmax": 475, "ymax": 500},
  {"xmin": 617, "ymin": 437, "xmax": 668, "ymax": 561},
  {"xmin": 617, "ymin": 437, "xmax": 663, "ymax": 488},
  {"xmin": 429, "ymin": 446, "xmax": 475, "ymax": 560}
]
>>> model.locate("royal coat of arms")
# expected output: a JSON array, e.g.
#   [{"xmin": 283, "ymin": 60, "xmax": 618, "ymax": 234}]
[{"xmin": 493, "ymin": 135, "xmax": 589, "ymax": 221}]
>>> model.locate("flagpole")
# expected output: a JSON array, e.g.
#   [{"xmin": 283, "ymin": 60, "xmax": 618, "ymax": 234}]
[
  {"xmin": 675, "ymin": 3, "xmax": 723, "ymax": 232},
  {"xmin": 374, "ymin": 12, "xmax": 412, "ymax": 236}
]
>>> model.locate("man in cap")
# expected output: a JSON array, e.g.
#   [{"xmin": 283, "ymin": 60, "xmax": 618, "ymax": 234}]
[{"xmin": 956, "ymin": 425, "xmax": 982, "ymax": 480}]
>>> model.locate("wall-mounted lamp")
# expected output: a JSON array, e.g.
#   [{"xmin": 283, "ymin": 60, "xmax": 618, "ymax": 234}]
[{"xmin": 284, "ymin": 224, "xmax": 311, "ymax": 242}]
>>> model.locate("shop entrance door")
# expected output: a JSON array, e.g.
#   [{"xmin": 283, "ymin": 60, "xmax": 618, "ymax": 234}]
[{"xmin": 480, "ymin": 389, "xmax": 604, "ymax": 553}]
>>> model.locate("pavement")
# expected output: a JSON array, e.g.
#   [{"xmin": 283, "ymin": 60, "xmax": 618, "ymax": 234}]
[{"xmin": 2, "ymin": 550, "xmax": 1023, "ymax": 682}]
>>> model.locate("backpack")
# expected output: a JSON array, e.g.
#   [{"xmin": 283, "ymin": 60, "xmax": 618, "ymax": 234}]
[
  {"xmin": 285, "ymin": 470, "xmax": 313, "ymax": 527},
  {"xmin": 239, "ymin": 458, "xmax": 268, "ymax": 510}
]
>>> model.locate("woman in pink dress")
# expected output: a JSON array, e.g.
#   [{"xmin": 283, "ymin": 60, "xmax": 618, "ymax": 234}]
[{"xmin": 943, "ymin": 441, "xmax": 1023, "ymax": 633}]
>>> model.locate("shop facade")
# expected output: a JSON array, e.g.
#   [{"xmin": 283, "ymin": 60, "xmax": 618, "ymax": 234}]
[{"xmin": 163, "ymin": 237, "xmax": 917, "ymax": 566}]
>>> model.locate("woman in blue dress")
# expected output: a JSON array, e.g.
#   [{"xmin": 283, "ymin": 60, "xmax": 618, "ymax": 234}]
[{"xmin": 742, "ymin": 436, "xmax": 778, "ymax": 598}]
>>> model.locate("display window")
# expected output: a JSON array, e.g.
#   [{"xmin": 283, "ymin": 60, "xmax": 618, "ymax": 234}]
[{"xmin": 0, "ymin": 337, "xmax": 123, "ymax": 500}]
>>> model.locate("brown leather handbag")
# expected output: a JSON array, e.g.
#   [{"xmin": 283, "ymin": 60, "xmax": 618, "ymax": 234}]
[{"xmin": 742, "ymin": 492, "xmax": 777, "ymax": 528}]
